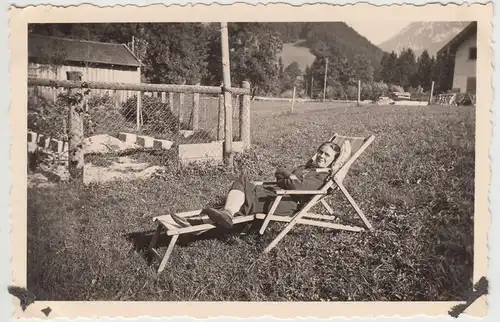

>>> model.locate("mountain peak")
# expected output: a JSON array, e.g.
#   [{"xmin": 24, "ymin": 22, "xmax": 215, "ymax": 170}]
[{"xmin": 378, "ymin": 21, "xmax": 471, "ymax": 56}]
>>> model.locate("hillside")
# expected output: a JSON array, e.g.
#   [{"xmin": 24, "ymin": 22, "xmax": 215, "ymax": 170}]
[
  {"xmin": 271, "ymin": 22, "xmax": 385, "ymax": 72},
  {"xmin": 378, "ymin": 21, "xmax": 471, "ymax": 56}
]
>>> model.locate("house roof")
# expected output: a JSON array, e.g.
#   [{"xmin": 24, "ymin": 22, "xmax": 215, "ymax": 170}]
[
  {"xmin": 437, "ymin": 22, "xmax": 477, "ymax": 56},
  {"xmin": 28, "ymin": 34, "xmax": 141, "ymax": 67}
]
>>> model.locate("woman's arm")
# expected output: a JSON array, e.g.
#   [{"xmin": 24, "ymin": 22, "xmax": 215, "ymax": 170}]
[
  {"xmin": 274, "ymin": 168, "xmax": 293, "ymax": 180},
  {"xmin": 276, "ymin": 172, "xmax": 328, "ymax": 191}
]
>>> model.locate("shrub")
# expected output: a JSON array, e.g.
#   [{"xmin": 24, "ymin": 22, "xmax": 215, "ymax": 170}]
[
  {"xmin": 121, "ymin": 95, "xmax": 190, "ymax": 133},
  {"xmin": 324, "ymin": 81, "xmax": 347, "ymax": 100},
  {"xmin": 344, "ymin": 85, "xmax": 358, "ymax": 100},
  {"xmin": 86, "ymin": 104, "xmax": 127, "ymax": 137},
  {"xmin": 87, "ymin": 93, "xmax": 116, "ymax": 109},
  {"xmin": 389, "ymin": 85, "xmax": 405, "ymax": 93},
  {"xmin": 28, "ymin": 95, "xmax": 67, "ymax": 140},
  {"xmin": 362, "ymin": 81, "xmax": 389, "ymax": 101},
  {"xmin": 28, "ymin": 91, "xmax": 114, "ymax": 140}
]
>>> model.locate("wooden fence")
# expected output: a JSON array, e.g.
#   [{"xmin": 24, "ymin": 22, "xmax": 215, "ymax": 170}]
[
  {"xmin": 28, "ymin": 77, "xmax": 251, "ymax": 147},
  {"xmin": 28, "ymin": 76, "xmax": 252, "ymax": 178}
]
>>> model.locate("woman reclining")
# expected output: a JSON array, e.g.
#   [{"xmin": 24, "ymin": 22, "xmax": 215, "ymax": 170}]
[{"xmin": 171, "ymin": 140, "xmax": 351, "ymax": 229}]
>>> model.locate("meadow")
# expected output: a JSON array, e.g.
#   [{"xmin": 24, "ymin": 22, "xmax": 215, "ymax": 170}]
[{"xmin": 27, "ymin": 101, "xmax": 475, "ymax": 301}]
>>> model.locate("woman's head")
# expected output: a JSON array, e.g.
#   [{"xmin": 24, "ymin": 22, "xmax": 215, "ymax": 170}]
[{"xmin": 314, "ymin": 142, "xmax": 341, "ymax": 168}]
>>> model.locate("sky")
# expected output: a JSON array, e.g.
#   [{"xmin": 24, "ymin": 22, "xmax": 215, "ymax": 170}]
[{"xmin": 345, "ymin": 21, "xmax": 411, "ymax": 45}]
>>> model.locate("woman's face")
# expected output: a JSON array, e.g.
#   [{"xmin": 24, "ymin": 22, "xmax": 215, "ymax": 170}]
[{"xmin": 315, "ymin": 145, "xmax": 337, "ymax": 168}]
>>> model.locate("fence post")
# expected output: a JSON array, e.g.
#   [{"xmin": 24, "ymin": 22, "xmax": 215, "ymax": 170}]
[
  {"xmin": 66, "ymin": 71, "xmax": 85, "ymax": 182},
  {"xmin": 240, "ymin": 81, "xmax": 251, "ymax": 150},
  {"xmin": 357, "ymin": 80, "xmax": 361, "ymax": 106},
  {"xmin": 33, "ymin": 86, "xmax": 39, "ymax": 105},
  {"xmin": 429, "ymin": 81, "xmax": 435, "ymax": 105},
  {"xmin": 217, "ymin": 83, "xmax": 225, "ymax": 141},
  {"xmin": 114, "ymin": 90, "xmax": 120, "ymax": 109},
  {"xmin": 136, "ymin": 91, "xmax": 142, "ymax": 131},
  {"xmin": 323, "ymin": 58, "xmax": 328, "ymax": 102},
  {"xmin": 221, "ymin": 22, "xmax": 233, "ymax": 167},
  {"xmin": 311, "ymin": 76, "xmax": 314, "ymax": 98},
  {"xmin": 178, "ymin": 93, "xmax": 185, "ymax": 132},
  {"xmin": 169, "ymin": 92, "xmax": 174, "ymax": 112},
  {"xmin": 291, "ymin": 86, "xmax": 296, "ymax": 113},
  {"xmin": 192, "ymin": 83, "xmax": 200, "ymax": 131}
]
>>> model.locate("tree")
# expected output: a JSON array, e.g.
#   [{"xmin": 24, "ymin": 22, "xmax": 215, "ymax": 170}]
[
  {"xmin": 281, "ymin": 61, "xmax": 302, "ymax": 91},
  {"xmin": 380, "ymin": 51, "xmax": 398, "ymax": 85},
  {"xmin": 352, "ymin": 54, "xmax": 374, "ymax": 83},
  {"xmin": 141, "ymin": 23, "xmax": 208, "ymax": 84},
  {"xmin": 433, "ymin": 51, "xmax": 455, "ymax": 94},
  {"xmin": 395, "ymin": 48, "xmax": 417, "ymax": 89},
  {"xmin": 308, "ymin": 48, "xmax": 357, "ymax": 99},
  {"xmin": 278, "ymin": 56, "xmax": 284, "ymax": 78},
  {"xmin": 204, "ymin": 22, "xmax": 283, "ymax": 95},
  {"xmin": 415, "ymin": 50, "xmax": 434, "ymax": 90}
]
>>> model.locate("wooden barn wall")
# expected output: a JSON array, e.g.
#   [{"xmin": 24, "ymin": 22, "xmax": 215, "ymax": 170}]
[{"xmin": 28, "ymin": 62, "xmax": 141, "ymax": 104}]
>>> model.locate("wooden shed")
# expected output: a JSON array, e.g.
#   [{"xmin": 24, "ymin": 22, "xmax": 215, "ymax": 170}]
[{"xmin": 28, "ymin": 34, "xmax": 142, "ymax": 101}]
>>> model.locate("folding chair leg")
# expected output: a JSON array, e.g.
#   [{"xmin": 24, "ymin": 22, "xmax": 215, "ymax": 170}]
[
  {"xmin": 148, "ymin": 225, "xmax": 162, "ymax": 256},
  {"xmin": 157, "ymin": 234, "xmax": 179, "ymax": 273},
  {"xmin": 337, "ymin": 182, "xmax": 373, "ymax": 231},
  {"xmin": 148, "ymin": 224, "xmax": 166, "ymax": 266},
  {"xmin": 259, "ymin": 195, "xmax": 282, "ymax": 235},
  {"xmin": 264, "ymin": 213, "xmax": 302, "ymax": 253},
  {"xmin": 264, "ymin": 194, "xmax": 324, "ymax": 253}
]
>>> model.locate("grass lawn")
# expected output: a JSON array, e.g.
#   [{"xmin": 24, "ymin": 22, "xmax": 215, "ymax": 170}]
[{"xmin": 27, "ymin": 103, "xmax": 475, "ymax": 301}]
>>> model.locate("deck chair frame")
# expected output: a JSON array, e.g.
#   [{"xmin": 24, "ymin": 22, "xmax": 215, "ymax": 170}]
[
  {"xmin": 148, "ymin": 133, "xmax": 374, "ymax": 271},
  {"xmin": 256, "ymin": 133, "xmax": 376, "ymax": 253},
  {"xmin": 148, "ymin": 210, "xmax": 255, "ymax": 273}
]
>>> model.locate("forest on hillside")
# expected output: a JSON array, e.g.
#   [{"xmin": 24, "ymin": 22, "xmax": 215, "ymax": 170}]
[{"xmin": 29, "ymin": 22, "xmax": 455, "ymax": 99}]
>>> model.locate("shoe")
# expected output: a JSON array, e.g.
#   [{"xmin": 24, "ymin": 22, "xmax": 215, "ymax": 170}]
[
  {"xmin": 170, "ymin": 214, "xmax": 192, "ymax": 227},
  {"xmin": 203, "ymin": 208, "xmax": 234, "ymax": 229}
]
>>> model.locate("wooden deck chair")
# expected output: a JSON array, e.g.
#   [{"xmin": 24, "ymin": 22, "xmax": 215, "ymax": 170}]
[
  {"xmin": 255, "ymin": 133, "xmax": 376, "ymax": 253},
  {"xmin": 148, "ymin": 210, "xmax": 255, "ymax": 273}
]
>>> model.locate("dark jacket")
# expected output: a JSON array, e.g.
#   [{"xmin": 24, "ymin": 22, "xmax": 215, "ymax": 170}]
[{"xmin": 233, "ymin": 165, "xmax": 330, "ymax": 217}]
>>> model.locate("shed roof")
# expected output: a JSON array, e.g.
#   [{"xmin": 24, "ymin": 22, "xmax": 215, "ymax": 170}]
[
  {"xmin": 437, "ymin": 22, "xmax": 477, "ymax": 56},
  {"xmin": 28, "ymin": 34, "xmax": 141, "ymax": 67}
]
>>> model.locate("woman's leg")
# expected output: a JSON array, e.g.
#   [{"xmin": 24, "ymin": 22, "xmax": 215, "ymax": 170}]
[
  {"xmin": 224, "ymin": 189, "xmax": 245, "ymax": 215},
  {"xmin": 203, "ymin": 176, "xmax": 249, "ymax": 228}
]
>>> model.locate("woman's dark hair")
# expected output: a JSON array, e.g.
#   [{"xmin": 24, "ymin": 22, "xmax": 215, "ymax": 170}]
[
  {"xmin": 318, "ymin": 141, "xmax": 341, "ymax": 154},
  {"xmin": 305, "ymin": 141, "xmax": 341, "ymax": 168}
]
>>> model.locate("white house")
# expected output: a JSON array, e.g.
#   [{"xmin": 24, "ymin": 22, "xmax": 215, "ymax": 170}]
[{"xmin": 437, "ymin": 22, "xmax": 477, "ymax": 94}]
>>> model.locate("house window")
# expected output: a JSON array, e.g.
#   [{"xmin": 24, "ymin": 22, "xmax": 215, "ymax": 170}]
[
  {"xmin": 466, "ymin": 77, "xmax": 476, "ymax": 94},
  {"xmin": 468, "ymin": 47, "xmax": 477, "ymax": 60}
]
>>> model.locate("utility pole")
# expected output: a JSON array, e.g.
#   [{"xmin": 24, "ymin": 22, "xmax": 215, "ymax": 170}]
[{"xmin": 323, "ymin": 57, "xmax": 328, "ymax": 101}]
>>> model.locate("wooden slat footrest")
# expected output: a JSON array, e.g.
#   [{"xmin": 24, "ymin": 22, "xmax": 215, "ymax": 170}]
[
  {"xmin": 153, "ymin": 209, "xmax": 204, "ymax": 222},
  {"xmin": 155, "ymin": 214, "xmax": 256, "ymax": 236}
]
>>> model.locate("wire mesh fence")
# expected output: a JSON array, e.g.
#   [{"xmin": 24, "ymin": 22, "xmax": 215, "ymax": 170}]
[
  {"xmin": 27, "ymin": 78, "xmax": 251, "ymax": 177},
  {"xmin": 29, "ymin": 85, "xmax": 246, "ymax": 139}
]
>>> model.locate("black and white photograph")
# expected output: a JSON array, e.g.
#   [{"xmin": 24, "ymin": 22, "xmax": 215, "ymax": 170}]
[{"xmin": 8, "ymin": 1, "xmax": 493, "ymax": 319}]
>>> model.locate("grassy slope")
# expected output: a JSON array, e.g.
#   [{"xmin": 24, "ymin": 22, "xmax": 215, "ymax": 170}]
[
  {"xmin": 278, "ymin": 42, "xmax": 316, "ymax": 72},
  {"xmin": 27, "ymin": 103, "xmax": 475, "ymax": 301}
]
